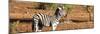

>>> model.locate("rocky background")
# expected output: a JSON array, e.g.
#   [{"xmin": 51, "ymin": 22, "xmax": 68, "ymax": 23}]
[{"xmin": 9, "ymin": 0, "xmax": 94, "ymax": 34}]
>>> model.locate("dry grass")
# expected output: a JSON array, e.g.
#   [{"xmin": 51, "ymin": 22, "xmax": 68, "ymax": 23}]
[{"xmin": 9, "ymin": 21, "xmax": 93, "ymax": 33}]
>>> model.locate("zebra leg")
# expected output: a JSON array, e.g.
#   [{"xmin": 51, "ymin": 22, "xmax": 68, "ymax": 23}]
[
  {"xmin": 34, "ymin": 19, "xmax": 39, "ymax": 32},
  {"xmin": 35, "ymin": 23, "xmax": 38, "ymax": 32},
  {"xmin": 52, "ymin": 24, "xmax": 57, "ymax": 31},
  {"xmin": 51, "ymin": 22, "xmax": 59, "ymax": 31},
  {"xmin": 38, "ymin": 20, "xmax": 43, "ymax": 32}
]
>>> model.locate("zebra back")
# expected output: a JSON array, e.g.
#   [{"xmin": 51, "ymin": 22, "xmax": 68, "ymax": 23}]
[{"xmin": 33, "ymin": 13, "xmax": 51, "ymax": 26}]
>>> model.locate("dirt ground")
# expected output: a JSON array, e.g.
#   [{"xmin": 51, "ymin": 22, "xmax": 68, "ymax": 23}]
[
  {"xmin": 9, "ymin": 0, "xmax": 94, "ymax": 34},
  {"xmin": 12, "ymin": 21, "xmax": 93, "ymax": 33}
]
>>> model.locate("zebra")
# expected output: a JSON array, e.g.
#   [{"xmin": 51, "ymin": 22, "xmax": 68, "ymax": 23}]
[{"xmin": 32, "ymin": 5, "xmax": 65, "ymax": 32}]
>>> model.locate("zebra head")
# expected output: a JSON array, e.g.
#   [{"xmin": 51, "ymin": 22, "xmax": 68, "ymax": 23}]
[
  {"xmin": 51, "ymin": 5, "xmax": 66, "ymax": 31},
  {"xmin": 54, "ymin": 5, "xmax": 66, "ymax": 20}
]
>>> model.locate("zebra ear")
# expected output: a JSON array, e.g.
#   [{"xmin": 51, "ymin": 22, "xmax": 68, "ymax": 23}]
[{"xmin": 57, "ymin": 4, "xmax": 64, "ymax": 9}]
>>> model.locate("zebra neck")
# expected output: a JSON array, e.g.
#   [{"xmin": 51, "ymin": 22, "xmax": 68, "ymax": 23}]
[{"xmin": 53, "ymin": 15, "xmax": 60, "ymax": 20}]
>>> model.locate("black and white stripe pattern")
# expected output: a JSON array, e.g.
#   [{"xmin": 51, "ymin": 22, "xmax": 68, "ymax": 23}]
[
  {"xmin": 32, "ymin": 13, "xmax": 51, "ymax": 27},
  {"xmin": 32, "ymin": 13, "xmax": 59, "ymax": 32},
  {"xmin": 32, "ymin": 5, "xmax": 65, "ymax": 32}
]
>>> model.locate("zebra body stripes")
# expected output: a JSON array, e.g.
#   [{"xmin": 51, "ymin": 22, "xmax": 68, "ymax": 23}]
[
  {"xmin": 32, "ymin": 13, "xmax": 59, "ymax": 32},
  {"xmin": 32, "ymin": 5, "xmax": 65, "ymax": 32}
]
